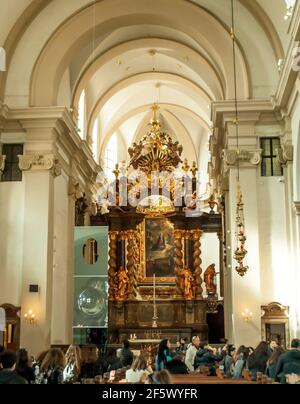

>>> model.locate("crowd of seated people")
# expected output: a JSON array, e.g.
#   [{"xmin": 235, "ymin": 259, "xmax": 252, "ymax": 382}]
[{"xmin": 0, "ymin": 337, "xmax": 300, "ymax": 384}]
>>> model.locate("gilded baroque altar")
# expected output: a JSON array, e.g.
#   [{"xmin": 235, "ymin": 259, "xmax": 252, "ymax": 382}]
[{"xmin": 91, "ymin": 105, "xmax": 223, "ymax": 343}]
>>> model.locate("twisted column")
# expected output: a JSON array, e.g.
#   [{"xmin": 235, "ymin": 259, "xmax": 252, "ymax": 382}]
[
  {"xmin": 174, "ymin": 229, "xmax": 184, "ymax": 296},
  {"xmin": 192, "ymin": 230, "xmax": 203, "ymax": 298},
  {"xmin": 108, "ymin": 231, "xmax": 118, "ymax": 300},
  {"xmin": 126, "ymin": 230, "xmax": 138, "ymax": 300}
]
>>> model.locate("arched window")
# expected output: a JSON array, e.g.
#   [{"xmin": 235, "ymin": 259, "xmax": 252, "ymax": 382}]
[
  {"xmin": 92, "ymin": 119, "xmax": 98, "ymax": 161},
  {"xmin": 77, "ymin": 90, "xmax": 85, "ymax": 139},
  {"xmin": 104, "ymin": 133, "xmax": 118, "ymax": 179}
]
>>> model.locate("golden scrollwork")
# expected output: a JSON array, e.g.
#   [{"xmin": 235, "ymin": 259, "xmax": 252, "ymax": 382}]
[{"xmin": 114, "ymin": 266, "xmax": 129, "ymax": 301}]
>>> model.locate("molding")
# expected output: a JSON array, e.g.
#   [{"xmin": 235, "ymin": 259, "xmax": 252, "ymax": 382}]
[
  {"xmin": 277, "ymin": 144, "xmax": 293, "ymax": 166},
  {"xmin": 294, "ymin": 202, "xmax": 300, "ymax": 216},
  {"xmin": 18, "ymin": 154, "xmax": 61, "ymax": 177},
  {"xmin": 222, "ymin": 149, "xmax": 262, "ymax": 171},
  {"xmin": 0, "ymin": 155, "xmax": 6, "ymax": 176}
]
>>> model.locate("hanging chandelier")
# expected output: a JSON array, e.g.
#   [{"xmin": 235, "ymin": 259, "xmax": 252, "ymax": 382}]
[{"xmin": 231, "ymin": 0, "xmax": 249, "ymax": 277}]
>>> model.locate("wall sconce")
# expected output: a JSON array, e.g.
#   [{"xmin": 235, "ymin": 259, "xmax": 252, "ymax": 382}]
[
  {"xmin": 24, "ymin": 310, "xmax": 36, "ymax": 325},
  {"xmin": 242, "ymin": 309, "xmax": 253, "ymax": 322}
]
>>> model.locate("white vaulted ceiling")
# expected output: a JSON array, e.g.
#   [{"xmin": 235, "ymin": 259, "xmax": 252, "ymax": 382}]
[{"xmin": 0, "ymin": 0, "xmax": 295, "ymax": 188}]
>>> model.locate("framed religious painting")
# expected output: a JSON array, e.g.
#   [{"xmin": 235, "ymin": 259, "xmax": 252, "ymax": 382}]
[{"xmin": 139, "ymin": 217, "xmax": 176, "ymax": 283}]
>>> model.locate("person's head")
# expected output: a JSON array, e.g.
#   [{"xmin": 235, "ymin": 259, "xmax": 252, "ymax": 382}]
[
  {"xmin": 0, "ymin": 351, "xmax": 16, "ymax": 370},
  {"xmin": 253, "ymin": 341, "xmax": 269, "ymax": 357},
  {"xmin": 227, "ymin": 344, "xmax": 236, "ymax": 357},
  {"xmin": 176, "ymin": 340, "xmax": 181, "ymax": 347},
  {"xmin": 65, "ymin": 345, "xmax": 82, "ymax": 371},
  {"xmin": 180, "ymin": 338, "xmax": 186, "ymax": 345},
  {"xmin": 16, "ymin": 348, "xmax": 30, "ymax": 369},
  {"xmin": 291, "ymin": 339, "xmax": 300, "ymax": 350},
  {"xmin": 269, "ymin": 340, "xmax": 278, "ymax": 350},
  {"xmin": 146, "ymin": 369, "xmax": 172, "ymax": 384},
  {"xmin": 236, "ymin": 346, "xmax": 250, "ymax": 361},
  {"xmin": 268, "ymin": 346, "xmax": 285, "ymax": 365},
  {"xmin": 122, "ymin": 339, "xmax": 130, "ymax": 349},
  {"xmin": 192, "ymin": 336, "xmax": 200, "ymax": 348},
  {"xmin": 132, "ymin": 355, "xmax": 147, "ymax": 371},
  {"xmin": 40, "ymin": 348, "xmax": 65, "ymax": 371}
]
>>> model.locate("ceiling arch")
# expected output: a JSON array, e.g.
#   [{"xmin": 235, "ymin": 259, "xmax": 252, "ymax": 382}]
[
  {"xmin": 0, "ymin": 0, "xmax": 291, "ymax": 106},
  {"xmin": 28, "ymin": 0, "xmax": 251, "ymax": 107}
]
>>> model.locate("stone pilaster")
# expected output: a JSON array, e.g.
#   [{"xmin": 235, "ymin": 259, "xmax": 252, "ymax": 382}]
[{"xmin": 0, "ymin": 155, "xmax": 6, "ymax": 178}]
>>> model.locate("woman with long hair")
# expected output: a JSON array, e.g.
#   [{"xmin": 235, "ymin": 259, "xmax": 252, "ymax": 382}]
[
  {"xmin": 247, "ymin": 341, "xmax": 269, "ymax": 381},
  {"xmin": 233, "ymin": 346, "xmax": 250, "ymax": 379},
  {"xmin": 266, "ymin": 346, "xmax": 285, "ymax": 380},
  {"xmin": 63, "ymin": 345, "xmax": 82, "ymax": 384},
  {"xmin": 15, "ymin": 349, "xmax": 35, "ymax": 384},
  {"xmin": 156, "ymin": 339, "xmax": 172, "ymax": 371},
  {"xmin": 37, "ymin": 348, "xmax": 65, "ymax": 384}
]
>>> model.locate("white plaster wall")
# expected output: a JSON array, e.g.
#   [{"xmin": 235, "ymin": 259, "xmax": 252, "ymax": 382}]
[
  {"xmin": 291, "ymin": 96, "xmax": 300, "ymax": 201},
  {"xmin": 51, "ymin": 173, "xmax": 73, "ymax": 345},
  {"xmin": 0, "ymin": 182, "xmax": 24, "ymax": 306},
  {"xmin": 258, "ymin": 178, "xmax": 290, "ymax": 305}
]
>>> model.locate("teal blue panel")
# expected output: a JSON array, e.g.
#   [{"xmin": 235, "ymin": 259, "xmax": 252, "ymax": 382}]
[
  {"xmin": 74, "ymin": 226, "xmax": 108, "ymax": 276},
  {"xmin": 73, "ymin": 276, "xmax": 108, "ymax": 328}
]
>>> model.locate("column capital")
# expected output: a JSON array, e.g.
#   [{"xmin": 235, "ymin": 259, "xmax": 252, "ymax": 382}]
[
  {"xmin": 277, "ymin": 144, "xmax": 293, "ymax": 166},
  {"xmin": 18, "ymin": 153, "xmax": 61, "ymax": 177},
  {"xmin": 222, "ymin": 149, "xmax": 262, "ymax": 171},
  {"xmin": 294, "ymin": 202, "xmax": 300, "ymax": 216}
]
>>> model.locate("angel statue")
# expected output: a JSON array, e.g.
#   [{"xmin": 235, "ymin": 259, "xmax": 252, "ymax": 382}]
[{"xmin": 115, "ymin": 266, "xmax": 129, "ymax": 301}]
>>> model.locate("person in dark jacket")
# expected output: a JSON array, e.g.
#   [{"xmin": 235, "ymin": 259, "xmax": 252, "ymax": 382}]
[
  {"xmin": 266, "ymin": 347, "xmax": 285, "ymax": 380},
  {"xmin": 194, "ymin": 345, "xmax": 224, "ymax": 376},
  {"xmin": 15, "ymin": 349, "xmax": 35, "ymax": 384},
  {"xmin": 275, "ymin": 339, "xmax": 300, "ymax": 383},
  {"xmin": 0, "ymin": 351, "xmax": 27, "ymax": 384},
  {"xmin": 247, "ymin": 341, "xmax": 269, "ymax": 381},
  {"xmin": 120, "ymin": 339, "xmax": 134, "ymax": 367}
]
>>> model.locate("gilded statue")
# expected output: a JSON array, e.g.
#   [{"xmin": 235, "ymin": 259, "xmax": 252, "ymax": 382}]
[
  {"xmin": 115, "ymin": 266, "xmax": 129, "ymax": 301},
  {"xmin": 204, "ymin": 263, "xmax": 217, "ymax": 296},
  {"xmin": 178, "ymin": 267, "xmax": 194, "ymax": 300}
]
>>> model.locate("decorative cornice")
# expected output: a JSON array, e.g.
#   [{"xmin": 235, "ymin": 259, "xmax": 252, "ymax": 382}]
[
  {"xmin": 294, "ymin": 202, "xmax": 300, "ymax": 216},
  {"xmin": 222, "ymin": 149, "xmax": 262, "ymax": 171},
  {"xmin": 277, "ymin": 144, "xmax": 293, "ymax": 166},
  {"xmin": 0, "ymin": 155, "xmax": 6, "ymax": 175},
  {"xmin": 18, "ymin": 154, "xmax": 61, "ymax": 177}
]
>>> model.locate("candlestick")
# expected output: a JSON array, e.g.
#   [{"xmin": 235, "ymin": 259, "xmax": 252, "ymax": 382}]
[{"xmin": 152, "ymin": 273, "xmax": 158, "ymax": 328}]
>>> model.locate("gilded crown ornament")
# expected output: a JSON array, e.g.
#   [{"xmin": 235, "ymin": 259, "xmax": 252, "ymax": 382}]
[{"xmin": 128, "ymin": 104, "xmax": 183, "ymax": 175}]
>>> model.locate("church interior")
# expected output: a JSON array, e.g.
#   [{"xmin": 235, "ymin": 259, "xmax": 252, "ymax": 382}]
[{"xmin": 0, "ymin": 0, "xmax": 300, "ymax": 385}]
